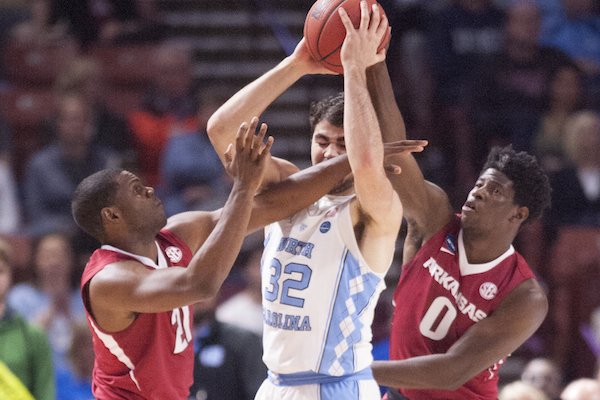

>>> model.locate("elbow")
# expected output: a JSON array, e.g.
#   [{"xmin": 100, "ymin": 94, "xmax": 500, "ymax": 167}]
[
  {"xmin": 206, "ymin": 113, "xmax": 223, "ymax": 139},
  {"xmin": 432, "ymin": 373, "xmax": 471, "ymax": 391},
  {"xmin": 433, "ymin": 360, "xmax": 477, "ymax": 390},
  {"xmin": 189, "ymin": 276, "xmax": 222, "ymax": 301},
  {"xmin": 438, "ymin": 376, "xmax": 470, "ymax": 391}
]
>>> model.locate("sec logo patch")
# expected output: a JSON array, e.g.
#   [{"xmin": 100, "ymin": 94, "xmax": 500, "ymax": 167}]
[
  {"xmin": 165, "ymin": 246, "xmax": 183, "ymax": 263},
  {"xmin": 479, "ymin": 282, "xmax": 498, "ymax": 300}
]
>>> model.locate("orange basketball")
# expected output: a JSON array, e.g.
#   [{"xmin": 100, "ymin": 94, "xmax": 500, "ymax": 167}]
[{"xmin": 303, "ymin": 0, "xmax": 390, "ymax": 74}]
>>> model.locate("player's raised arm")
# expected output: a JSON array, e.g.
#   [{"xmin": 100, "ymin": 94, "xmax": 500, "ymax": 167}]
[
  {"xmin": 88, "ymin": 121, "xmax": 272, "ymax": 322},
  {"xmin": 338, "ymin": 1, "xmax": 405, "ymax": 273},
  {"xmin": 206, "ymin": 40, "xmax": 333, "ymax": 186},
  {"xmin": 366, "ymin": 53, "xmax": 452, "ymax": 244}
]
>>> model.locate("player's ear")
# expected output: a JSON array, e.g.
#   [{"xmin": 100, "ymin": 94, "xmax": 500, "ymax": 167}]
[
  {"xmin": 510, "ymin": 206, "xmax": 529, "ymax": 224},
  {"xmin": 101, "ymin": 206, "xmax": 120, "ymax": 224}
]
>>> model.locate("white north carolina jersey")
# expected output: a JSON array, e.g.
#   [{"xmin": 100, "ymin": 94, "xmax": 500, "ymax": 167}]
[{"xmin": 261, "ymin": 194, "xmax": 386, "ymax": 376}]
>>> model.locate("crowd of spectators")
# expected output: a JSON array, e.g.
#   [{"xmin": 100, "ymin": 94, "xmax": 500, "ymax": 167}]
[{"xmin": 0, "ymin": 0, "xmax": 599, "ymax": 398}]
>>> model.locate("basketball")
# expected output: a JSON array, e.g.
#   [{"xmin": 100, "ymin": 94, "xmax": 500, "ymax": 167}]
[{"xmin": 303, "ymin": 0, "xmax": 390, "ymax": 74}]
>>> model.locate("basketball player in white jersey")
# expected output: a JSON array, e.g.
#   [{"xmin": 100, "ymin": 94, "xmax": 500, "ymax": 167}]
[{"xmin": 207, "ymin": 3, "xmax": 423, "ymax": 399}]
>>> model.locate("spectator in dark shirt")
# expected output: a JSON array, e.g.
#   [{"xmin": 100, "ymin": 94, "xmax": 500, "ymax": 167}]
[{"xmin": 23, "ymin": 93, "xmax": 118, "ymax": 235}]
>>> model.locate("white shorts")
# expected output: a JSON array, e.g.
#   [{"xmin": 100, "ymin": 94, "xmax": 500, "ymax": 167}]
[{"xmin": 254, "ymin": 377, "xmax": 382, "ymax": 400}]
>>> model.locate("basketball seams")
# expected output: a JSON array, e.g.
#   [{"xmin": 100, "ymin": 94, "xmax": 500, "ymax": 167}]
[
  {"xmin": 315, "ymin": 0, "xmax": 347, "ymax": 62},
  {"xmin": 304, "ymin": 0, "xmax": 346, "ymax": 65},
  {"xmin": 304, "ymin": 0, "xmax": 388, "ymax": 73}
]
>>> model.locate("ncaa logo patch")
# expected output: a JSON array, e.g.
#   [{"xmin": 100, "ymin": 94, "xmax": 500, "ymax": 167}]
[
  {"xmin": 165, "ymin": 246, "xmax": 183, "ymax": 263},
  {"xmin": 479, "ymin": 282, "xmax": 498, "ymax": 300},
  {"xmin": 319, "ymin": 221, "xmax": 331, "ymax": 233}
]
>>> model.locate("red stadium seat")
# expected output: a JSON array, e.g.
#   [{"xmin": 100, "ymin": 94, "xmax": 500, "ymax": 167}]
[
  {"xmin": 0, "ymin": 87, "xmax": 56, "ymax": 179},
  {"xmin": 0, "ymin": 87, "xmax": 56, "ymax": 129},
  {"xmin": 549, "ymin": 227, "xmax": 600, "ymax": 380},
  {"xmin": 0, "ymin": 234, "xmax": 32, "ymax": 283},
  {"xmin": 90, "ymin": 44, "xmax": 158, "ymax": 88},
  {"xmin": 2, "ymin": 40, "xmax": 77, "ymax": 87}
]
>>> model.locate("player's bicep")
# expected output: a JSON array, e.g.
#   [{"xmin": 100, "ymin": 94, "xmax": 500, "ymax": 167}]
[
  {"xmin": 90, "ymin": 262, "xmax": 196, "ymax": 314},
  {"xmin": 354, "ymin": 170, "xmax": 402, "ymax": 230}
]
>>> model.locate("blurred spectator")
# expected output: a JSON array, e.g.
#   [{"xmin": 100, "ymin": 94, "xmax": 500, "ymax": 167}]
[
  {"xmin": 560, "ymin": 378, "xmax": 600, "ymax": 400},
  {"xmin": 23, "ymin": 92, "xmax": 119, "ymax": 235},
  {"xmin": 379, "ymin": 0, "xmax": 434, "ymax": 139},
  {"xmin": 472, "ymin": 0, "xmax": 573, "ymax": 160},
  {"xmin": 521, "ymin": 358, "xmax": 564, "ymax": 400},
  {"xmin": 10, "ymin": 0, "xmax": 70, "ymax": 46},
  {"xmin": 128, "ymin": 40, "xmax": 200, "ymax": 187},
  {"xmin": 158, "ymin": 86, "xmax": 228, "ymax": 215},
  {"xmin": 189, "ymin": 297, "xmax": 266, "ymax": 400},
  {"xmin": 49, "ymin": 0, "xmax": 164, "ymax": 50},
  {"xmin": 426, "ymin": 0, "xmax": 506, "ymax": 196},
  {"xmin": 546, "ymin": 111, "xmax": 600, "ymax": 227},
  {"xmin": 499, "ymin": 380, "xmax": 550, "ymax": 400},
  {"xmin": 533, "ymin": 64, "xmax": 584, "ymax": 173},
  {"xmin": 8, "ymin": 232, "xmax": 86, "ymax": 371},
  {"xmin": 54, "ymin": 56, "xmax": 138, "ymax": 169},
  {"xmin": 55, "ymin": 321, "xmax": 93, "ymax": 400},
  {"xmin": 216, "ymin": 246, "xmax": 263, "ymax": 336},
  {"xmin": 538, "ymin": 0, "xmax": 600, "ymax": 107},
  {"xmin": 0, "ymin": 238, "xmax": 55, "ymax": 400},
  {"xmin": 428, "ymin": 0, "xmax": 505, "ymax": 105}
]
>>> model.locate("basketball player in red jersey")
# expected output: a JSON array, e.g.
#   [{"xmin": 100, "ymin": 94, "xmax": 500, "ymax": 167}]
[
  {"xmin": 365, "ymin": 61, "xmax": 552, "ymax": 399},
  {"xmin": 71, "ymin": 119, "xmax": 378, "ymax": 399}
]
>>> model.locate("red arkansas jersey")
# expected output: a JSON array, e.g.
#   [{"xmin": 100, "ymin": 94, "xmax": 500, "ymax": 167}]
[
  {"xmin": 390, "ymin": 215, "xmax": 535, "ymax": 400},
  {"xmin": 81, "ymin": 229, "xmax": 194, "ymax": 399}
]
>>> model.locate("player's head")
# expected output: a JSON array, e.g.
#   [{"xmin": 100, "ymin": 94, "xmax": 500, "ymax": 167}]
[
  {"xmin": 561, "ymin": 378, "xmax": 600, "ymax": 400},
  {"xmin": 32, "ymin": 231, "xmax": 74, "ymax": 287},
  {"xmin": 521, "ymin": 358, "xmax": 563, "ymax": 400},
  {"xmin": 72, "ymin": 169, "xmax": 167, "ymax": 243},
  {"xmin": 461, "ymin": 146, "xmax": 551, "ymax": 233},
  {"xmin": 309, "ymin": 92, "xmax": 345, "ymax": 164},
  {"xmin": 309, "ymin": 93, "xmax": 353, "ymax": 194}
]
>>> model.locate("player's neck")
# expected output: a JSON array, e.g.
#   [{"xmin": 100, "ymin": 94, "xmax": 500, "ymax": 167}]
[
  {"xmin": 461, "ymin": 229, "xmax": 514, "ymax": 264},
  {"xmin": 107, "ymin": 236, "xmax": 159, "ymax": 263}
]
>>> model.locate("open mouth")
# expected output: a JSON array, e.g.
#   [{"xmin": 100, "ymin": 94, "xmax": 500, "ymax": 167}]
[{"xmin": 462, "ymin": 201, "xmax": 476, "ymax": 212}]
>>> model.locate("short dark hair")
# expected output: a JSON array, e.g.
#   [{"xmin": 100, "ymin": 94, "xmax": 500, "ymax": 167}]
[
  {"xmin": 309, "ymin": 92, "xmax": 344, "ymax": 132},
  {"xmin": 481, "ymin": 146, "xmax": 551, "ymax": 222},
  {"xmin": 71, "ymin": 169, "xmax": 123, "ymax": 241}
]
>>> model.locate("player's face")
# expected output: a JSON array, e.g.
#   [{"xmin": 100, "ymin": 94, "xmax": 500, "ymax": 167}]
[
  {"xmin": 311, "ymin": 120, "xmax": 346, "ymax": 165},
  {"xmin": 461, "ymin": 169, "xmax": 522, "ymax": 231},
  {"xmin": 114, "ymin": 171, "xmax": 167, "ymax": 234},
  {"xmin": 311, "ymin": 120, "xmax": 354, "ymax": 194}
]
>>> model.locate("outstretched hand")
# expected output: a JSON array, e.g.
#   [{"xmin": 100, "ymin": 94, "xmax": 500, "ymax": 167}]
[
  {"xmin": 224, "ymin": 117, "xmax": 274, "ymax": 191},
  {"xmin": 383, "ymin": 139, "xmax": 428, "ymax": 174},
  {"xmin": 289, "ymin": 38, "xmax": 339, "ymax": 75},
  {"xmin": 339, "ymin": 0, "xmax": 389, "ymax": 70}
]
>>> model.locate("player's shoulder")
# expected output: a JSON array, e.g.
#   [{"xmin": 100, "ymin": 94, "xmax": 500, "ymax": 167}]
[
  {"xmin": 164, "ymin": 209, "xmax": 220, "ymax": 253},
  {"xmin": 271, "ymin": 156, "xmax": 300, "ymax": 180}
]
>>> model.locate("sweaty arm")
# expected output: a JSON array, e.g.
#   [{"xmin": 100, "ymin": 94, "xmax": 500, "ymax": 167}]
[
  {"xmin": 366, "ymin": 61, "xmax": 452, "ymax": 247},
  {"xmin": 339, "ymin": 3, "xmax": 403, "ymax": 274},
  {"xmin": 207, "ymin": 39, "xmax": 332, "ymax": 186},
  {"xmin": 372, "ymin": 279, "xmax": 548, "ymax": 389},
  {"xmin": 89, "ymin": 123, "xmax": 271, "ymax": 331}
]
